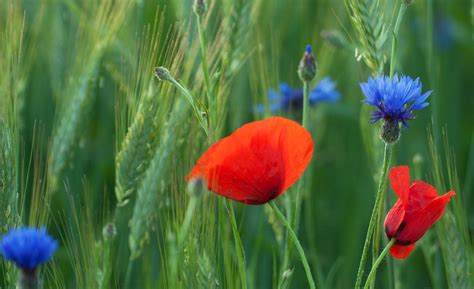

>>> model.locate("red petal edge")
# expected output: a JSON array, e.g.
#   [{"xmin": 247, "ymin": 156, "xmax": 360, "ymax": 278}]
[
  {"xmin": 389, "ymin": 166, "xmax": 410, "ymax": 203},
  {"xmin": 390, "ymin": 243, "xmax": 416, "ymax": 259},
  {"xmin": 397, "ymin": 190, "xmax": 456, "ymax": 243}
]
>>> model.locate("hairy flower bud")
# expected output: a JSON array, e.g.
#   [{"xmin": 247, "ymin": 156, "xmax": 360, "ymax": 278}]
[
  {"xmin": 18, "ymin": 270, "xmax": 42, "ymax": 289},
  {"xmin": 298, "ymin": 45, "xmax": 317, "ymax": 82},
  {"xmin": 193, "ymin": 0, "xmax": 207, "ymax": 16},
  {"xmin": 380, "ymin": 119, "xmax": 400, "ymax": 144},
  {"xmin": 154, "ymin": 67, "xmax": 172, "ymax": 82},
  {"xmin": 187, "ymin": 177, "xmax": 205, "ymax": 198}
]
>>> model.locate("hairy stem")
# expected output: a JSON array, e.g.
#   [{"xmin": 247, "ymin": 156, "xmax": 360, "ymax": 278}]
[
  {"xmin": 225, "ymin": 199, "xmax": 248, "ymax": 289},
  {"xmin": 281, "ymin": 80, "xmax": 311, "ymax": 288},
  {"xmin": 363, "ymin": 239, "xmax": 395, "ymax": 289},
  {"xmin": 354, "ymin": 144, "xmax": 393, "ymax": 289},
  {"xmin": 178, "ymin": 195, "xmax": 198, "ymax": 248},
  {"xmin": 269, "ymin": 201, "xmax": 316, "ymax": 289}
]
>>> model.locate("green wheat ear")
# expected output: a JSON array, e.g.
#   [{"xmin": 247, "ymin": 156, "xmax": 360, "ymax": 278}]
[
  {"xmin": 428, "ymin": 128, "xmax": 474, "ymax": 289},
  {"xmin": 48, "ymin": 0, "xmax": 132, "ymax": 193},
  {"xmin": 129, "ymin": 98, "xmax": 189, "ymax": 258},
  {"xmin": 438, "ymin": 212, "xmax": 473, "ymax": 289},
  {"xmin": 0, "ymin": 2, "xmax": 23, "ymax": 231},
  {"xmin": 345, "ymin": 0, "xmax": 389, "ymax": 74},
  {"xmin": 115, "ymin": 87, "xmax": 161, "ymax": 205}
]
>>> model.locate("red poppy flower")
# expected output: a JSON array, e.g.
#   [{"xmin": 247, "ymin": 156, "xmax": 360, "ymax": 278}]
[
  {"xmin": 186, "ymin": 116, "xmax": 313, "ymax": 205},
  {"xmin": 384, "ymin": 166, "xmax": 456, "ymax": 259}
]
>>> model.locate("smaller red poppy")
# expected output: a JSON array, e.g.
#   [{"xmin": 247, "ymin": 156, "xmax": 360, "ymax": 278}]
[
  {"xmin": 186, "ymin": 117, "xmax": 314, "ymax": 205},
  {"xmin": 384, "ymin": 166, "xmax": 456, "ymax": 259}
]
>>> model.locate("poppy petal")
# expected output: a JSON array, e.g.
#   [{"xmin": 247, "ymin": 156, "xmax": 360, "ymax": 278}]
[
  {"xmin": 397, "ymin": 190, "xmax": 456, "ymax": 243},
  {"xmin": 186, "ymin": 117, "xmax": 313, "ymax": 205},
  {"xmin": 405, "ymin": 180, "xmax": 439, "ymax": 215},
  {"xmin": 384, "ymin": 200, "xmax": 405, "ymax": 239},
  {"xmin": 389, "ymin": 166, "xmax": 410, "ymax": 203},
  {"xmin": 390, "ymin": 243, "xmax": 416, "ymax": 259}
]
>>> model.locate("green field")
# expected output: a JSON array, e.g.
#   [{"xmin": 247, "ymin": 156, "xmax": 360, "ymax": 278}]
[{"xmin": 0, "ymin": 0, "xmax": 472, "ymax": 288}]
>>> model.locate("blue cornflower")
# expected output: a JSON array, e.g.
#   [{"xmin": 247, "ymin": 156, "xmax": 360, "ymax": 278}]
[
  {"xmin": 0, "ymin": 227, "xmax": 58, "ymax": 271},
  {"xmin": 257, "ymin": 77, "xmax": 340, "ymax": 113},
  {"xmin": 360, "ymin": 74, "xmax": 431, "ymax": 126},
  {"xmin": 360, "ymin": 74, "xmax": 431, "ymax": 143}
]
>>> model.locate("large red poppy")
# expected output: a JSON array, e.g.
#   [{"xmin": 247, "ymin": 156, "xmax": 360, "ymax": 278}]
[
  {"xmin": 186, "ymin": 117, "xmax": 313, "ymax": 205},
  {"xmin": 384, "ymin": 166, "xmax": 456, "ymax": 259}
]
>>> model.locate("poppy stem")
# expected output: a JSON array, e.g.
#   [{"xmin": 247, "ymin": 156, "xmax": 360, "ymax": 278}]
[
  {"xmin": 224, "ymin": 199, "xmax": 248, "ymax": 289},
  {"xmin": 269, "ymin": 201, "xmax": 316, "ymax": 289},
  {"xmin": 178, "ymin": 194, "xmax": 198, "ymax": 248},
  {"xmin": 154, "ymin": 67, "xmax": 209, "ymax": 136},
  {"xmin": 354, "ymin": 143, "xmax": 393, "ymax": 289},
  {"xmin": 363, "ymin": 239, "xmax": 395, "ymax": 289}
]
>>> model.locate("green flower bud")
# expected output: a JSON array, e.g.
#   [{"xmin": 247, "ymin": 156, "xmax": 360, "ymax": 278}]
[
  {"xmin": 298, "ymin": 45, "xmax": 318, "ymax": 82},
  {"xmin": 18, "ymin": 271, "xmax": 42, "ymax": 289},
  {"xmin": 193, "ymin": 0, "xmax": 207, "ymax": 16},
  {"xmin": 380, "ymin": 119, "xmax": 400, "ymax": 144},
  {"xmin": 154, "ymin": 67, "xmax": 172, "ymax": 82},
  {"xmin": 187, "ymin": 177, "xmax": 205, "ymax": 198}
]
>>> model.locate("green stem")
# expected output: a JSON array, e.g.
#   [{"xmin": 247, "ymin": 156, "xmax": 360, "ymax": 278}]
[
  {"xmin": 363, "ymin": 239, "xmax": 395, "ymax": 289},
  {"xmin": 269, "ymin": 202, "xmax": 316, "ymax": 289},
  {"xmin": 389, "ymin": 3, "xmax": 408, "ymax": 78},
  {"xmin": 280, "ymin": 80, "xmax": 311, "ymax": 288},
  {"xmin": 196, "ymin": 14, "xmax": 212, "ymax": 108},
  {"xmin": 167, "ymin": 77, "xmax": 209, "ymax": 136},
  {"xmin": 178, "ymin": 195, "xmax": 198, "ymax": 247},
  {"xmin": 225, "ymin": 199, "xmax": 248, "ymax": 289},
  {"xmin": 195, "ymin": 13, "xmax": 214, "ymax": 144},
  {"xmin": 354, "ymin": 144, "xmax": 393, "ymax": 289},
  {"xmin": 101, "ymin": 242, "xmax": 112, "ymax": 289},
  {"xmin": 124, "ymin": 259, "xmax": 134, "ymax": 289},
  {"xmin": 302, "ymin": 81, "xmax": 310, "ymax": 128},
  {"xmin": 293, "ymin": 79, "xmax": 311, "ymax": 251},
  {"xmin": 294, "ymin": 81, "xmax": 310, "ymax": 229}
]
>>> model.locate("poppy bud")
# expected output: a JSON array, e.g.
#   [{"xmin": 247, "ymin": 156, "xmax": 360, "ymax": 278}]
[
  {"xmin": 193, "ymin": 0, "xmax": 207, "ymax": 16},
  {"xmin": 154, "ymin": 67, "xmax": 172, "ymax": 82},
  {"xmin": 380, "ymin": 119, "xmax": 400, "ymax": 144},
  {"xmin": 187, "ymin": 177, "xmax": 205, "ymax": 198},
  {"xmin": 298, "ymin": 45, "xmax": 318, "ymax": 82}
]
